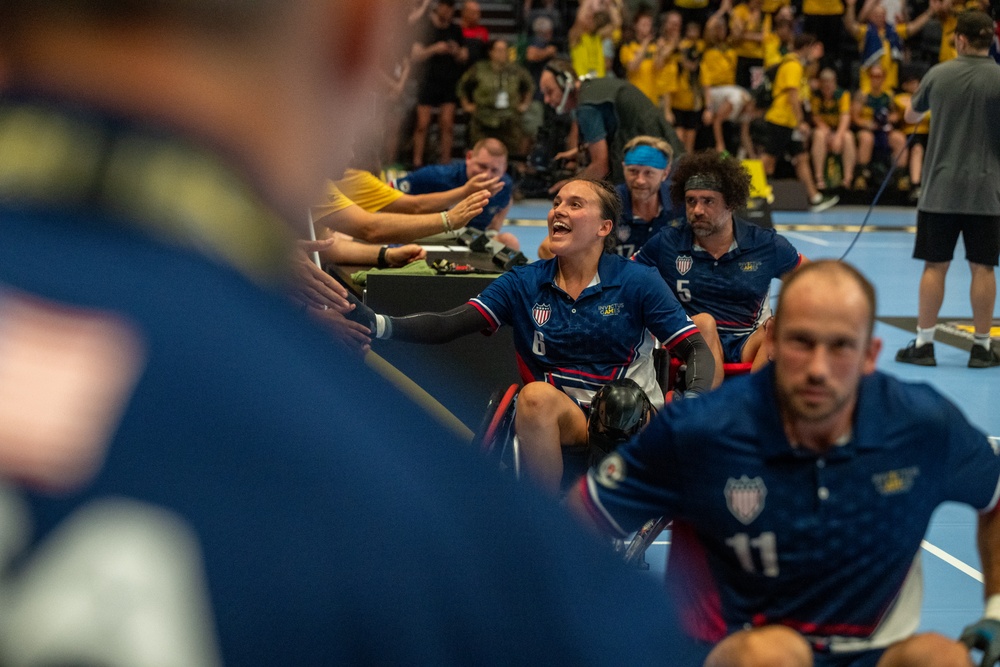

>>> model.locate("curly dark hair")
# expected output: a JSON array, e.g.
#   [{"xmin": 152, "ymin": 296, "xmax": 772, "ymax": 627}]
[{"xmin": 668, "ymin": 150, "xmax": 752, "ymax": 211}]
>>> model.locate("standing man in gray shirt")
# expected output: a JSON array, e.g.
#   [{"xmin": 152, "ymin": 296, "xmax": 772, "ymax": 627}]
[{"xmin": 896, "ymin": 10, "xmax": 1000, "ymax": 369}]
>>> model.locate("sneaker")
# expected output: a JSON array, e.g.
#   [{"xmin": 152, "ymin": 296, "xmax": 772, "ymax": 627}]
[
  {"xmin": 895, "ymin": 340, "xmax": 936, "ymax": 366},
  {"xmin": 809, "ymin": 193, "xmax": 840, "ymax": 213},
  {"xmin": 908, "ymin": 185, "xmax": 921, "ymax": 204},
  {"xmin": 969, "ymin": 345, "xmax": 1000, "ymax": 368}
]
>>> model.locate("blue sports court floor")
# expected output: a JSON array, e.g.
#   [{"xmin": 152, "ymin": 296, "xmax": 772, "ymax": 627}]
[{"xmin": 502, "ymin": 202, "xmax": 998, "ymax": 637}]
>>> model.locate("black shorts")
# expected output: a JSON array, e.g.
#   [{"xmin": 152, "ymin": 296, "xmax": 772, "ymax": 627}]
[
  {"xmin": 909, "ymin": 133, "xmax": 928, "ymax": 150},
  {"xmin": 762, "ymin": 121, "xmax": 805, "ymax": 159},
  {"xmin": 914, "ymin": 210, "xmax": 1000, "ymax": 266},
  {"xmin": 417, "ymin": 75, "xmax": 460, "ymax": 107},
  {"xmin": 672, "ymin": 108, "xmax": 702, "ymax": 130}
]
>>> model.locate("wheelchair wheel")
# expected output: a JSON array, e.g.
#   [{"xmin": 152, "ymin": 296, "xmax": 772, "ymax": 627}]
[
  {"xmin": 472, "ymin": 384, "xmax": 520, "ymax": 476},
  {"xmin": 623, "ymin": 516, "xmax": 669, "ymax": 569}
]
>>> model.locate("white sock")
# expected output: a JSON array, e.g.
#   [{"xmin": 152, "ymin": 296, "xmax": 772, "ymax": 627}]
[
  {"xmin": 810, "ymin": 193, "xmax": 822, "ymax": 204},
  {"xmin": 974, "ymin": 333, "xmax": 992, "ymax": 350},
  {"xmin": 916, "ymin": 326, "xmax": 936, "ymax": 347}
]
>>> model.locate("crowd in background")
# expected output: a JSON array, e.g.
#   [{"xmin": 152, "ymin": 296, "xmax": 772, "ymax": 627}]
[{"xmin": 389, "ymin": 0, "xmax": 999, "ymax": 201}]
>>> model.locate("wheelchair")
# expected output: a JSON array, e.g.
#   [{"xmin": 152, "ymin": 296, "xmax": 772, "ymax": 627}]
[
  {"xmin": 471, "ymin": 379, "xmax": 661, "ymax": 567},
  {"xmin": 473, "ymin": 360, "xmax": 756, "ymax": 568}
]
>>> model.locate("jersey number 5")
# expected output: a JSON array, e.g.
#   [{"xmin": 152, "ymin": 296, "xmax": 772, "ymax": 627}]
[{"xmin": 676, "ymin": 279, "xmax": 691, "ymax": 303}]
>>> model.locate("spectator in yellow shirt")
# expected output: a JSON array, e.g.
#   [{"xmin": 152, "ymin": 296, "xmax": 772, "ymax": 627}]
[
  {"xmin": 843, "ymin": 0, "xmax": 938, "ymax": 93},
  {"xmin": 762, "ymin": 34, "xmax": 841, "ymax": 211},
  {"xmin": 850, "ymin": 63, "xmax": 907, "ymax": 189},
  {"xmin": 762, "ymin": 8, "xmax": 796, "ymax": 67},
  {"xmin": 810, "ymin": 68, "xmax": 857, "ymax": 189},
  {"xmin": 654, "ymin": 11, "xmax": 685, "ymax": 124},
  {"xmin": 701, "ymin": 16, "xmax": 753, "ymax": 155},
  {"xmin": 665, "ymin": 26, "xmax": 706, "ymax": 154},
  {"xmin": 620, "ymin": 8, "xmax": 663, "ymax": 103}
]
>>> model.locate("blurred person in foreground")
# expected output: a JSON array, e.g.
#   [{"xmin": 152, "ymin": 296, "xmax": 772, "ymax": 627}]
[{"xmin": 0, "ymin": 1, "xmax": 701, "ymax": 665}]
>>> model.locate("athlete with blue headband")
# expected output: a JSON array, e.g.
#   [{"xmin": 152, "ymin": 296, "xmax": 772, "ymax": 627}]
[
  {"xmin": 538, "ymin": 135, "xmax": 679, "ymax": 260},
  {"xmin": 623, "ymin": 144, "xmax": 669, "ymax": 170}
]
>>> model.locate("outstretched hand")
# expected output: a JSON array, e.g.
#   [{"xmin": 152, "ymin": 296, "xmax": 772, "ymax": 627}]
[
  {"xmin": 292, "ymin": 238, "xmax": 353, "ymax": 313},
  {"xmin": 306, "ymin": 306, "xmax": 371, "ymax": 356},
  {"xmin": 466, "ymin": 172, "xmax": 504, "ymax": 197},
  {"xmin": 961, "ymin": 618, "xmax": 1000, "ymax": 667},
  {"xmin": 449, "ymin": 190, "xmax": 491, "ymax": 228},
  {"xmin": 385, "ymin": 244, "xmax": 427, "ymax": 267}
]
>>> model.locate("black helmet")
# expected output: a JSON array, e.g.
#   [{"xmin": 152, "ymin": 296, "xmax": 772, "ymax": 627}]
[{"xmin": 587, "ymin": 379, "xmax": 654, "ymax": 467}]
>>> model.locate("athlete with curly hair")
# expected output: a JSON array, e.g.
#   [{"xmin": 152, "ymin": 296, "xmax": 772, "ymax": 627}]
[{"xmin": 635, "ymin": 151, "xmax": 805, "ymax": 386}]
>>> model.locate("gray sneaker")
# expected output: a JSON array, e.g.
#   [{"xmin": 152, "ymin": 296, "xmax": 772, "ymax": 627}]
[
  {"xmin": 969, "ymin": 345, "xmax": 1000, "ymax": 368},
  {"xmin": 809, "ymin": 193, "xmax": 840, "ymax": 213},
  {"xmin": 895, "ymin": 340, "xmax": 936, "ymax": 366}
]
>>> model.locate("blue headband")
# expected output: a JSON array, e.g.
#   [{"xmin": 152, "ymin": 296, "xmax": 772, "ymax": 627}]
[{"xmin": 623, "ymin": 145, "xmax": 668, "ymax": 170}]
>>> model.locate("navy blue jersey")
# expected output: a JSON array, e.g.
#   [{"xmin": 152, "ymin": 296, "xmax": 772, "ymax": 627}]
[
  {"xmin": 470, "ymin": 253, "xmax": 697, "ymax": 408},
  {"xmin": 634, "ymin": 217, "xmax": 801, "ymax": 361},
  {"xmin": 0, "ymin": 99, "xmax": 702, "ymax": 666},
  {"xmin": 614, "ymin": 180, "xmax": 678, "ymax": 258},
  {"xmin": 394, "ymin": 161, "xmax": 513, "ymax": 232},
  {"xmin": 578, "ymin": 365, "xmax": 1000, "ymax": 653}
]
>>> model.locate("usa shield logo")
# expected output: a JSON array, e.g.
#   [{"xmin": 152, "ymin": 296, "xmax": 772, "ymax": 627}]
[
  {"xmin": 532, "ymin": 303, "xmax": 551, "ymax": 327},
  {"xmin": 675, "ymin": 254, "xmax": 693, "ymax": 275},
  {"xmin": 617, "ymin": 226, "xmax": 631, "ymax": 242},
  {"xmin": 725, "ymin": 475, "xmax": 767, "ymax": 525}
]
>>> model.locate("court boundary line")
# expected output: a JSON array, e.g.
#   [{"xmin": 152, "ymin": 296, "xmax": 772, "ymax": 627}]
[{"xmin": 922, "ymin": 541, "xmax": 982, "ymax": 581}]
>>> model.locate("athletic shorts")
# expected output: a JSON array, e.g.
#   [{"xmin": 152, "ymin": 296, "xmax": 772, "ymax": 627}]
[
  {"xmin": 417, "ymin": 75, "xmax": 459, "ymax": 107},
  {"xmin": 720, "ymin": 331, "xmax": 752, "ymax": 364},
  {"xmin": 672, "ymin": 108, "xmax": 702, "ymax": 130},
  {"xmin": 914, "ymin": 210, "xmax": 1000, "ymax": 266},
  {"xmin": 763, "ymin": 121, "xmax": 805, "ymax": 159},
  {"xmin": 706, "ymin": 85, "xmax": 750, "ymax": 121},
  {"xmin": 909, "ymin": 133, "xmax": 928, "ymax": 150}
]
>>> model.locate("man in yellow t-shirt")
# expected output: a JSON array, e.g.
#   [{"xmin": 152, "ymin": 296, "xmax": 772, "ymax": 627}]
[
  {"xmin": 762, "ymin": 34, "xmax": 840, "ymax": 211},
  {"xmin": 762, "ymin": 12, "xmax": 796, "ymax": 67},
  {"xmin": 620, "ymin": 8, "xmax": 661, "ymax": 103}
]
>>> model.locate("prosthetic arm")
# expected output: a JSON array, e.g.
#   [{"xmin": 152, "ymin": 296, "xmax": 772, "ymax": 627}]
[{"xmin": 671, "ymin": 332, "xmax": 715, "ymax": 397}]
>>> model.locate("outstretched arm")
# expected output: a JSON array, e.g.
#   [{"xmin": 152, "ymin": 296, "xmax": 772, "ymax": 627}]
[
  {"xmin": 316, "ymin": 190, "xmax": 489, "ymax": 244},
  {"xmin": 381, "ymin": 173, "xmax": 503, "ymax": 214},
  {"xmin": 364, "ymin": 303, "xmax": 491, "ymax": 343}
]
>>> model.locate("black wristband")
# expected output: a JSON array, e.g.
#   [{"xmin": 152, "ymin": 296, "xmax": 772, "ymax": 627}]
[{"xmin": 377, "ymin": 245, "xmax": 390, "ymax": 269}]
